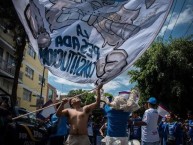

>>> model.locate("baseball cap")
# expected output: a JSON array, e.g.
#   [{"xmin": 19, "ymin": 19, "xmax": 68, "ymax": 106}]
[{"xmin": 147, "ymin": 97, "xmax": 157, "ymax": 104}]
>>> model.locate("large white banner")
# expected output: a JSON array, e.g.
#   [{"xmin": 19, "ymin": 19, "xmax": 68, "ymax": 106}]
[{"xmin": 13, "ymin": 0, "xmax": 173, "ymax": 85}]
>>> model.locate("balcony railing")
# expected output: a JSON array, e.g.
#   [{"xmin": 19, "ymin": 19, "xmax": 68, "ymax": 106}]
[
  {"xmin": 0, "ymin": 57, "xmax": 23, "ymax": 81},
  {"xmin": 0, "ymin": 56, "xmax": 15, "ymax": 76}
]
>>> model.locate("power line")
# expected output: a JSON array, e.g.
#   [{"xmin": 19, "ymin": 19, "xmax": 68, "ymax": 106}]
[
  {"xmin": 170, "ymin": 0, "xmax": 187, "ymax": 37},
  {"xmin": 162, "ymin": 0, "xmax": 177, "ymax": 40},
  {"xmin": 183, "ymin": 0, "xmax": 193, "ymax": 37},
  {"xmin": 183, "ymin": 20, "xmax": 193, "ymax": 37}
]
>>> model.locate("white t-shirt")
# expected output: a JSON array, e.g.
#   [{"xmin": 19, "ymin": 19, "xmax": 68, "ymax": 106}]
[{"xmin": 141, "ymin": 108, "xmax": 159, "ymax": 142}]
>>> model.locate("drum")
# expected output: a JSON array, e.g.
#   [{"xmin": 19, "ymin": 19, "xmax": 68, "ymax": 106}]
[{"xmin": 128, "ymin": 139, "xmax": 140, "ymax": 145}]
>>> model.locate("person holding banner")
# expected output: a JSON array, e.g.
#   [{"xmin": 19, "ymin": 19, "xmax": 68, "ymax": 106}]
[
  {"xmin": 56, "ymin": 85, "xmax": 103, "ymax": 145},
  {"xmin": 102, "ymin": 91, "xmax": 140, "ymax": 145},
  {"xmin": 103, "ymin": 101, "xmax": 131, "ymax": 145}
]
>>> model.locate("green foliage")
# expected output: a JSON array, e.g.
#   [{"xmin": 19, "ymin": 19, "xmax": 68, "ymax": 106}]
[
  {"xmin": 67, "ymin": 89, "xmax": 95, "ymax": 105},
  {"xmin": 128, "ymin": 37, "xmax": 193, "ymax": 116},
  {"xmin": 104, "ymin": 93, "xmax": 113, "ymax": 98}
]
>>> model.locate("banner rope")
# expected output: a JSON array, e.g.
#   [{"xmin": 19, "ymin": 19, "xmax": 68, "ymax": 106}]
[{"xmin": 12, "ymin": 87, "xmax": 97, "ymax": 120}]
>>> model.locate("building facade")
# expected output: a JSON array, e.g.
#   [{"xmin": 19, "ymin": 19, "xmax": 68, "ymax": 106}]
[
  {"xmin": 17, "ymin": 43, "xmax": 48, "ymax": 111},
  {"xmin": 0, "ymin": 21, "xmax": 48, "ymax": 111},
  {"xmin": 0, "ymin": 22, "xmax": 19, "ymax": 102},
  {"xmin": 47, "ymin": 83, "xmax": 57, "ymax": 102}
]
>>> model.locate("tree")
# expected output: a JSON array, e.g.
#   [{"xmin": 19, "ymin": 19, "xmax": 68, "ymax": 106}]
[
  {"xmin": 103, "ymin": 92, "xmax": 113, "ymax": 102},
  {"xmin": 0, "ymin": 0, "xmax": 27, "ymax": 109},
  {"xmin": 128, "ymin": 37, "xmax": 193, "ymax": 117},
  {"xmin": 67, "ymin": 89, "xmax": 95, "ymax": 105},
  {"xmin": 104, "ymin": 93, "xmax": 113, "ymax": 98}
]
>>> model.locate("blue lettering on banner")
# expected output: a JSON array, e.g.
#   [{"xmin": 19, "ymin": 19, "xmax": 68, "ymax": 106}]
[
  {"xmin": 39, "ymin": 24, "xmax": 99, "ymax": 78},
  {"xmin": 77, "ymin": 24, "xmax": 89, "ymax": 39},
  {"xmin": 39, "ymin": 48, "xmax": 96, "ymax": 78},
  {"xmin": 55, "ymin": 24, "xmax": 100, "ymax": 59}
]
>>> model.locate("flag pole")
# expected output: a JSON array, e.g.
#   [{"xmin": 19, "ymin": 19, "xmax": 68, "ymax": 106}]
[
  {"xmin": 12, "ymin": 87, "xmax": 96, "ymax": 120},
  {"xmin": 12, "ymin": 101, "xmax": 61, "ymax": 120}
]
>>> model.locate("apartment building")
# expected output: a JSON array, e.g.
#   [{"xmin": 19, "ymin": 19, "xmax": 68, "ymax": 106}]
[
  {"xmin": 47, "ymin": 83, "xmax": 57, "ymax": 102},
  {"xmin": 0, "ymin": 23, "xmax": 18, "ymax": 100},
  {"xmin": 17, "ymin": 43, "xmax": 48, "ymax": 111},
  {"xmin": 46, "ymin": 84, "xmax": 72, "ymax": 109},
  {"xmin": 0, "ymin": 21, "xmax": 48, "ymax": 111}
]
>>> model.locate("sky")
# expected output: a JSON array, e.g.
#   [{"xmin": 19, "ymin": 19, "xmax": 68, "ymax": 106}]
[{"xmin": 48, "ymin": 0, "xmax": 193, "ymax": 96}]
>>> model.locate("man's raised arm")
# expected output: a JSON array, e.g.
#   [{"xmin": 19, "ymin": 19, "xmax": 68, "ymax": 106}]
[
  {"xmin": 56, "ymin": 98, "xmax": 69, "ymax": 117},
  {"xmin": 85, "ymin": 84, "xmax": 103, "ymax": 111}
]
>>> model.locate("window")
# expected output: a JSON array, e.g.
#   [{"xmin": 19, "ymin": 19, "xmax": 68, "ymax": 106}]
[
  {"xmin": 23, "ymin": 88, "xmax": 32, "ymax": 101},
  {"xmin": 48, "ymin": 89, "xmax": 54, "ymax": 100},
  {"xmin": 39, "ymin": 75, "xmax": 45, "ymax": 86},
  {"xmin": 27, "ymin": 44, "xmax": 36, "ymax": 59},
  {"xmin": 25, "ymin": 66, "xmax": 34, "ymax": 80}
]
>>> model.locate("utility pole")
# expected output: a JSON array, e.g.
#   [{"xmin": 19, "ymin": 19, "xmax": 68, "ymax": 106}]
[{"xmin": 39, "ymin": 66, "xmax": 45, "ymax": 107}]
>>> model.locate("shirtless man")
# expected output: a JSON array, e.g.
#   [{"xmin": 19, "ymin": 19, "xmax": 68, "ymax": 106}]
[{"xmin": 56, "ymin": 85, "xmax": 103, "ymax": 145}]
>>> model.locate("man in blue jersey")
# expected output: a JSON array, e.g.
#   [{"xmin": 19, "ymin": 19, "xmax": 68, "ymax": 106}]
[
  {"xmin": 103, "ymin": 96, "xmax": 131, "ymax": 145},
  {"xmin": 48, "ymin": 103, "xmax": 68, "ymax": 145},
  {"xmin": 165, "ymin": 113, "xmax": 183, "ymax": 145},
  {"xmin": 49, "ymin": 114, "xmax": 68, "ymax": 145},
  {"xmin": 186, "ymin": 111, "xmax": 193, "ymax": 145},
  {"xmin": 129, "ymin": 110, "xmax": 142, "ymax": 141},
  {"xmin": 158, "ymin": 116, "xmax": 168, "ymax": 145},
  {"xmin": 104, "ymin": 104, "xmax": 130, "ymax": 145}
]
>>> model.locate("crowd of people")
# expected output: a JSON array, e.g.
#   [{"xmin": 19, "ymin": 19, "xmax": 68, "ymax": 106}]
[
  {"xmin": 88, "ymin": 97, "xmax": 193, "ymax": 145},
  {"xmin": 46, "ymin": 86, "xmax": 193, "ymax": 145},
  {"xmin": 1, "ymin": 86, "xmax": 193, "ymax": 145},
  {"xmin": 158, "ymin": 110, "xmax": 193, "ymax": 145}
]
